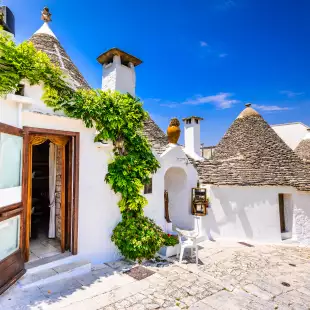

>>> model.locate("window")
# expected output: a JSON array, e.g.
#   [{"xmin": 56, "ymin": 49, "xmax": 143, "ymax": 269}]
[{"xmin": 144, "ymin": 178, "xmax": 152, "ymax": 194}]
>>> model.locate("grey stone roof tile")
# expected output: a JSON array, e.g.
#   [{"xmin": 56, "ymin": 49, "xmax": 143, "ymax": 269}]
[
  {"xmin": 29, "ymin": 33, "xmax": 90, "ymax": 89},
  {"xmin": 197, "ymin": 106, "xmax": 310, "ymax": 191},
  {"xmin": 295, "ymin": 138, "xmax": 310, "ymax": 163}
]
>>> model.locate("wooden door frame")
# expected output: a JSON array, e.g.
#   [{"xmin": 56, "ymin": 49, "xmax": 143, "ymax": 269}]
[
  {"xmin": 22, "ymin": 126, "xmax": 80, "ymax": 262},
  {"xmin": 0, "ymin": 122, "xmax": 26, "ymax": 295}
]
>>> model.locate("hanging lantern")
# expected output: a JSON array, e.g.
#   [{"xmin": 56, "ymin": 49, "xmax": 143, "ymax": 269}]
[{"xmin": 191, "ymin": 187, "xmax": 208, "ymax": 216}]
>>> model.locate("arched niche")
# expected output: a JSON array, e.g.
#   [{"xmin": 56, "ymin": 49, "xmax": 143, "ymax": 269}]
[{"xmin": 164, "ymin": 167, "xmax": 191, "ymax": 229}]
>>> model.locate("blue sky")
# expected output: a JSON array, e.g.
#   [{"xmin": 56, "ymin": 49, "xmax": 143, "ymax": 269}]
[{"xmin": 5, "ymin": 0, "xmax": 310, "ymax": 146}]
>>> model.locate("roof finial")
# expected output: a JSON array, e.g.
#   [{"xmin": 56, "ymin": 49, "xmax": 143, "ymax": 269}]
[
  {"xmin": 41, "ymin": 7, "xmax": 52, "ymax": 23},
  {"xmin": 245, "ymin": 103, "xmax": 252, "ymax": 108}
]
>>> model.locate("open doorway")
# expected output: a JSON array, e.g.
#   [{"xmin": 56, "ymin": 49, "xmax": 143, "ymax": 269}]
[
  {"xmin": 29, "ymin": 141, "xmax": 61, "ymax": 262},
  {"xmin": 23, "ymin": 128, "xmax": 80, "ymax": 263}
]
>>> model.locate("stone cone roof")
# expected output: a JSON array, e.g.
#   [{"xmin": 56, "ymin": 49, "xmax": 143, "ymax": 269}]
[
  {"xmin": 295, "ymin": 133, "xmax": 310, "ymax": 163},
  {"xmin": 28, "ymin": 24, "xmax": 168, "ymax": 154},
  {"xmin": 197, "ymin": 105, "xmax": 310, "ymax": 191},
  {"xmin": 143, "ymin": 117, "xmax": 168, "ymax": 154},
  {"xmin": 29, "ymin": 23, "xmax": 90, "ymax": 89}
]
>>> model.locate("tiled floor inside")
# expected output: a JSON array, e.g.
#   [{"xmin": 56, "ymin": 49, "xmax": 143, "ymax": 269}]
[{"xmin": 29, "ymin": 233, "xmax": 61, "ymax": 262}]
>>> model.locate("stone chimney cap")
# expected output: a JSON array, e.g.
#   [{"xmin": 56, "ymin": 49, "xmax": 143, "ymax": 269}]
[
  {"xmin": 97, "ymin": 48, "xmax": 142, "ymax": 67},
  {"xmin": 182, "ymin": 116, "xmax": 204, "ymax": 122}
]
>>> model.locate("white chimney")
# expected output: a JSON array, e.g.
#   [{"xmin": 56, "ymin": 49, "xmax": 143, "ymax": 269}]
[
  {"xmin": 97, "ymin": 48, "xmax": 142, "ymax": 96},
  {"xmin": 183, "ymin": 116, "xmax": 203, "ymax": 159}
]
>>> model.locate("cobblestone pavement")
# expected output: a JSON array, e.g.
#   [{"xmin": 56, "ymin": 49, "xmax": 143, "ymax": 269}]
[{"xmin": 1, "ymin": 240, "xmax": 310, "ymax": 310}]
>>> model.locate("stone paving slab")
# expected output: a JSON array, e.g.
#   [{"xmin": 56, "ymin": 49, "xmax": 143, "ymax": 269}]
[{"xmin": 2, "ymin": 240, "xmax": 310, "ymax": 309}]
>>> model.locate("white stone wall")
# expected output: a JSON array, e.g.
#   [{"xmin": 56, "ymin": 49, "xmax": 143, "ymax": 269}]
[
  {"xmin": 144, "ymin": 144, "xmax": 199, "ymax": 232},
  {"xmin": 198, "ymin": 185, "xmax": 310, "ymax": 245},
  {"xmin": 292, "ymin": 192, "xmax": 310, "ymax": 245}
]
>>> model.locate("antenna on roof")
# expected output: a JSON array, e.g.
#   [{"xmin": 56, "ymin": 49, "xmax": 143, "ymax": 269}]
[{"xmin": 41, "ymin": 7, "xmax": 52, "ymax": 23}]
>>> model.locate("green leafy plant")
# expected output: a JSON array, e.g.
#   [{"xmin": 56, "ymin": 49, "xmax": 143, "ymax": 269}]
[
  {"xmin": 112, "ymin": 214, "xmax": 165, "ymax": 262},
  {"xmin": 0, "ymin": 28, "xmax": 173, "ymax": 261},
  {"xmin": 163, "ymin": 233, "xmax": 179, "ymax": 247}
]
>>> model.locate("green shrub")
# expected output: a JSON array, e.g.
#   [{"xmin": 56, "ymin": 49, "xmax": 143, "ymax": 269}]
[{"xmin": 112, "ymin": 215, "xmax": 164, "ymax": 262}]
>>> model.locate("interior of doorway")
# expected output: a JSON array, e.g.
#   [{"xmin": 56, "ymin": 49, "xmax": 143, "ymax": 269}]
[{"xmin": 29, "ymin": 140, "xmax": 71, "ymax": 262}]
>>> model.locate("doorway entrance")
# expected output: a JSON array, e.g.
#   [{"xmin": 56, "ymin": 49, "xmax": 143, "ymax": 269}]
[
  {"xmin": 29, "ymin": 141, "xmax": 61, "ymax": 262},
  {"xmin": 24, "ymin": 128, "xmax": 80, "ymax": 263},
  {"xmin": 0, "ymin": 123, "xmax": 80, "ymax": 294}
]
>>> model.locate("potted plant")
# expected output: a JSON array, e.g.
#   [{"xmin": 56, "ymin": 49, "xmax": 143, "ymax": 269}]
[{"xmin": 159, "ymin": 233, "xmax": 179, "ymax": 258}]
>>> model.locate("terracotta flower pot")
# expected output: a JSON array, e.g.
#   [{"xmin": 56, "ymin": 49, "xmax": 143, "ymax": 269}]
[{"xmin": 167, "ymin": 118, "xmax": 181, "ymax": 144}]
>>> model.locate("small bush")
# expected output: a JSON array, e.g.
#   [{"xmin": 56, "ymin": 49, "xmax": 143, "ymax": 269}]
[{"xmin": 112, "ymin": 215, "xmax": 164, "ymax": 262}]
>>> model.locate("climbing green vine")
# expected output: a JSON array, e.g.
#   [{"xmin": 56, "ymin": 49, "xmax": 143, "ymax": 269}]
[{"xmin": 0, "ymin": 28, "xmax": 170, "ymax": 261}]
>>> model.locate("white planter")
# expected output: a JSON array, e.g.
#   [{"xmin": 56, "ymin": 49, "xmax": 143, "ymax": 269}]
[{"xmin": 159, "ymin": 244, "xmax": 180, "ymax": 258}]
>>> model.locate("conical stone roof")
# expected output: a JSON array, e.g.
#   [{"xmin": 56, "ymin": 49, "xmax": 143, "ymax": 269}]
[
  {"xmin": 295, "ymin": 130, "xmax": 310, "ymax": 163},
  {"xmin": 197, "ymin": 105, "xmax": 310, "ymax": 191},
  {"xmin": 28, "ymin": 19, "xmax": 168, "ymax": 154},
  {"xmin": 29, "ymin": 23, "xmax": 90, "ymax": 89}
]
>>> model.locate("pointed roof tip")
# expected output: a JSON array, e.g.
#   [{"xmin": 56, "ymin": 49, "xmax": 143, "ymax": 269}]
[
  {"xmin": 33, "ymin": 22, "xmax": 57, "ymax": 39},
  {"xmin": 237, "ymin": 103, "xmax": 260, "ymax": 119}
]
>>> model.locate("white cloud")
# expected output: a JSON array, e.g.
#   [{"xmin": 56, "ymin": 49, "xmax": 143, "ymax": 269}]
[
  {"xmin": 143, "ymin": 98, "xmax": 179, "ymax": 109},
  {"xmin": 219, "ymin": 53, "xmax": 228, "ymax": 58},
  {"xmin": 280, "ymin": 90, "xmax": 304, "ymax": 98},
  {"xmin": 160, "ymin": 103, "xmax": 178, "ymax": 108},
  {"xmin": 252, "ymin": 104, "xmax": 292, "ymax": 111},
  {"xmin": 183, "ymin": 93, "xmax": 239, "ymax": 109},
  {"xmin": 200, "ymin": 41, "xmax": 208, "ymax": 47}
]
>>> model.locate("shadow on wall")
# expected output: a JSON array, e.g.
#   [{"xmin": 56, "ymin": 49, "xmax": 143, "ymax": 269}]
[
  {"xmin": 204, "ymin": 187, "xmax": 269, "ymax": 241},
  {"xmin": 164, "ymin": 167, "xmax": 194, "ymax": 230}
]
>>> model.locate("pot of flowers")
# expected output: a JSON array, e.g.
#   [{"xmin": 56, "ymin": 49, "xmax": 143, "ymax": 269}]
[{"xmin": 159, "ymin": 233, "xmax": 179, "ymax": 258}]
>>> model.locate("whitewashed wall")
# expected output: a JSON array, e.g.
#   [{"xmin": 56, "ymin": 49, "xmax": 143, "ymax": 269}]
[
  {"xmin": 272, "ymin": 123, "xmax": 309, "ymax": 150},
  {"xmin": 144, "ymin": 145, "xmax": 198, "ymax": 232},
  {"xmin": 198, "ymin": 185, "xmax": 310, "ymax": 245}
]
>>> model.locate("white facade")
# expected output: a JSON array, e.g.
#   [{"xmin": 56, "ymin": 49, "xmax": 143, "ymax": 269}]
[
  {"xmin": 0, "ymin": 79, "xmax": 199, "ymax": 263},
  {"xmin": 198, "ymin": 185, "xmax": 310, "ymax": 245},
  {"xmin": 272, "ymin": 122, "xmax": 309, "ymax": 150},
  {"xmin": 101, "ymin": 55, "xmax": 136, "ymax": 96}
]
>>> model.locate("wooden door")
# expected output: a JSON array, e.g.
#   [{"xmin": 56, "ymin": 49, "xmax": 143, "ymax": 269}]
[
  {"xmin": 278, "ymin": 194, "xmax": 286, "ymax": 233},
  {"xmin": 0, "ymin": 122, "xmax": 25, "ymax": 295}
]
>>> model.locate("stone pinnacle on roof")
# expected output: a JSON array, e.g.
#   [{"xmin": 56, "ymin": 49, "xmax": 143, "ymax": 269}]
[
  {"xmin": 41, "ymin": 7, "xmax": 52, "ymax": 23},
  {"xmin": 237, "ymin": 103, "xmax": 260, "ymax": 119},
  {"xmin": 196, "ymin": 105, "xmax": 310, "ymax": 191},
  {"xmin": 29, "ymin": 7, "xmax": 89, "ymax": 89},
  {"xmin": 295, "ymin": 128, "xmax": 310, "ymax": 162}
]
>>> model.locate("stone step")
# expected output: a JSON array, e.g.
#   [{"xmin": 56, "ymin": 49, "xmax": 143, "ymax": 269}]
[
  {"xmin": 26, "ymin": 252, "xmax": 71, "ymax": 272},
  {"xmin": 17, "ymin": 259, "xmax": 91, "ymax": 290}
]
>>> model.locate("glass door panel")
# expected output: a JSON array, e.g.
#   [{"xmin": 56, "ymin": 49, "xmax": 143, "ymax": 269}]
[
  {"xmin": 0, "ymin": 133, "xmax": 23, "ymax": 208},
  {"xmin": 0, "ymin": 215, "xmax": 20, "ymax": 261},
  {"xmin": 0, "ymin": 122, "xmax": 24, "ymax": 295}
]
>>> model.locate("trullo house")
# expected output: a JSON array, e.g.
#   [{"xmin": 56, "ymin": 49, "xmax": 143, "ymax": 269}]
[{"xmin": 0, "ymin": 6, "xmax": 310, "ymax": 294}]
